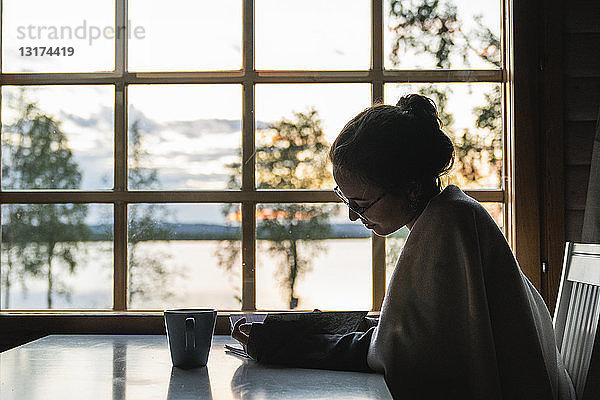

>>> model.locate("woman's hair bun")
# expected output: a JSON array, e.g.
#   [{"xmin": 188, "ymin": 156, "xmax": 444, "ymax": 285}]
[
  {"xmin": 395, "ymin": 94, "xmax": 453, "ymax": 180},
  {"xmin": 396, "ymin": 94, "xmax": 442, "ymax": 128}
]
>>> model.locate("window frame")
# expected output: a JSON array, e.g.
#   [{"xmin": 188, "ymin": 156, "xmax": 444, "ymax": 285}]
[{"xmin": 0, "ymin": 0, "xmax": 515, "ymax": 322}]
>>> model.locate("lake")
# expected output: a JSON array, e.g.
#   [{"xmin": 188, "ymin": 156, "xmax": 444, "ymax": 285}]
[{"xmin": 1, "ymin": 238, "xmax": 403, "ymax": 311}]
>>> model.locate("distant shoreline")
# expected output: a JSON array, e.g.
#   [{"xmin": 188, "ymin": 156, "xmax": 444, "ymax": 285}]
[{"xmin": 2, "ymin": 223, "xmax": 408, "ymax": 242}]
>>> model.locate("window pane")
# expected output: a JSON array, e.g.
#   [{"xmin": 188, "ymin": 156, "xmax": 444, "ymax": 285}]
[
  {"xmin": 1, "ymin": 204, "xmax": 113, "ymax": 309},
  {"xmin": 1, "ymin": 86, "xmax": 114, "ymax": 190},
  {"xmin": 384, "ymin": 0, "xmax": 501, "ymax": 70},
  {"xmin": 385, "ymin": 83, "xmax": 503, "ymax": 189},
  {"xmin": 2, "ymin": 0, "xmax": 115, "ymax": 72},
  {"xmin": 128, "ymin": 85, "xmax": 242, "ymax": 190},
  {"xmin": 255, "ymin": 84, "xmax": 371, "ymax": 189},
  {"xmin": 256, "ymin": 203, "xmax": 372, "ymax": 310},
  {"xmin": 482, "ymin": 202, "xmax": 504, "ymax": 232},
  {"xmin": 385, "ymin": 226, "xmax": 409, "ymax": 289},
  {"xmin": 255, "ymin": 0, "xmax": 370, "ymax": 70},
  {"xmin": 128, "ymin": 0, "xmax": 242, "ymax": 71},
  {"xmin": 127, "ymin": 203, "xmax": 241, "ymax": 310}
]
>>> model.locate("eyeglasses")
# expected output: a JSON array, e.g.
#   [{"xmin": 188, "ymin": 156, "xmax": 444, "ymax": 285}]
[{"xmin": 333, "ymin": 186, "xmax": 385, "ymax": 220}]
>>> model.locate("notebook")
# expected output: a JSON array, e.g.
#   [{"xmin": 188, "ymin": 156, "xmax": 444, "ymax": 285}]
[{"xmin": 228, "ymin": 310, "xmax": 368, "ymax": 335}]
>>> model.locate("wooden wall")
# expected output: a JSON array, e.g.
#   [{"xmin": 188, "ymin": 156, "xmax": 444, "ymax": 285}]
[{"xmin": 564, "ymin": 1, "xmax": 599, "ymax": 242}]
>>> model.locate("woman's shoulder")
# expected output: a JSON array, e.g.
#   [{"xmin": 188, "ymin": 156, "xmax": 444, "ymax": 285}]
[
  {"xmin": 404, "ymin": 184, "xmax": 506, "ymax": 260},
  {"xmin": 428, "ymin": 185, "xmax": 483, "ymax": 216},
  {"xmin": 410, "ymin": 185, "xmax": 492, "ymax": 232},
  {"xmin": 422, "ymin": 185, "xmax": 502, "ymax": 234}
]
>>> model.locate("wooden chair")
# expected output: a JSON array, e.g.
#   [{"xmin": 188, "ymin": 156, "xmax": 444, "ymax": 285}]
[{"xmin": 554, "ymin": 242, "xmax": 600, "ymax": 399}]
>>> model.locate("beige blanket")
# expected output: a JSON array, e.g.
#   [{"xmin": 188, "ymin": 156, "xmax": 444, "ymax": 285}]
[{"xmin": 367, "ymin": 185, "xmax": 575, "ymax": 399}]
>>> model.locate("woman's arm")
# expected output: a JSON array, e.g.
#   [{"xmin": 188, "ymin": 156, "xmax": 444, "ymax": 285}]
[
  {"xmin": 247, "ymin": 322, "xmax": 376, "ymax": 372},
  {"xmin": 231, "ymin": 317, "xmax": 377, "ymax": 372}
]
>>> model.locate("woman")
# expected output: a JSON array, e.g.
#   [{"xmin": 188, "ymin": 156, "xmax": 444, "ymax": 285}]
[{"xmin": 233, "ymin": 94, "xmax": 574, "ymax": 399}]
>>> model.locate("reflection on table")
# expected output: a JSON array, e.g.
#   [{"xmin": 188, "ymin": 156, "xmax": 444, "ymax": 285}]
[{"xmin": 0, "ymin": 335, "xmax": 391, "ymax": 399}]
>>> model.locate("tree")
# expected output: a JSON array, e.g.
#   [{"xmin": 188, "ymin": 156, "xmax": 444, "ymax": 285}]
[
  {"xmin": 217, "ymin": 109, "xmax": 337, "ymax": 309},
  {"xmin": 126, "ymin": 119, "xmax": 175, "ymax": 307},
  {"xmin": 385, "ymin": 0, "xmax": 504, "ymax": 263},
  {"xmin": 1, "ymin": 94, "xmax": 89, "ymax": 308},
  {"xmin": 388, "ymin": 0, "xmax": 503, "ymax": 187}
]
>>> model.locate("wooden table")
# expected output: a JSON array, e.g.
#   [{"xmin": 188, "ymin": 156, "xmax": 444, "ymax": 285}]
[{"xmin": 0, "ymin": 335, "xmax": 392, "ymax": 399}]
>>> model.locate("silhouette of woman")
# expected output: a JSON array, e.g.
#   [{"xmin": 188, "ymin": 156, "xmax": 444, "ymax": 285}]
[{"xmin": 233, "ymin": 94, "xmax": 574, "ymax": 400}]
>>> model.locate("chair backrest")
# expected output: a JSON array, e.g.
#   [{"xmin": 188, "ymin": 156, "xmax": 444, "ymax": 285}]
[{"xmin": 554, "ymin": 242, "xmax": 600, "ymax": 399}]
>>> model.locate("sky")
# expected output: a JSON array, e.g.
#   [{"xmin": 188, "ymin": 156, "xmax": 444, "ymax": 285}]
[
  {"xmin": 0, "ymin": 0, "xmax": 504, "ymax": 310},
  {"xmin": 1, "ymin": 0, "xmax": 502, "ymax": 225}
]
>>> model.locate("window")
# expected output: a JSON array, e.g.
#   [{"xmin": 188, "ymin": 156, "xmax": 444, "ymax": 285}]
[{"xmin": 1, "ymin": 0, "xmax": 507, "ymax": 313}]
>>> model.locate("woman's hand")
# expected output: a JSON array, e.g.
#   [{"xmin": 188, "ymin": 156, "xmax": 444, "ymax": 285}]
[{"xmin": 232, "ymin": 317, "xmax": 252, "ymax": 352}]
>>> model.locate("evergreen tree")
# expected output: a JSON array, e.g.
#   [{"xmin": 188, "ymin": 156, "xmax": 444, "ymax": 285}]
[
  {"xmin": 389, "ymin": 0, "xmax": 503, "ymax": 187},
  {"xmin": 127, "ymin": 119, "xmax": 174, "ymax": 307},
  {"xmin": 217, "ymin": 109, "xmax": 336, "ymax": 309},
  {"xmin": 2, "ymin": 95, "xmax": 89, "ymax": 308},
  {"xmin": 386, "ymin": 0, "xmax": 504, "ymax": 264}
]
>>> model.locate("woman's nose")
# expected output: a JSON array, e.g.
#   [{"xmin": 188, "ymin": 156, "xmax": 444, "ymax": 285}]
[{"xmin": 349, "ymin": 209, "xmax": 360, "ymax": 221}]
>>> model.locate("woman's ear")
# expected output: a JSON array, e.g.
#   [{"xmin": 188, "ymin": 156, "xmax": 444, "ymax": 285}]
[{"xmin": 406, "ymin": 181, "xmax": 422, "ymax": 211}]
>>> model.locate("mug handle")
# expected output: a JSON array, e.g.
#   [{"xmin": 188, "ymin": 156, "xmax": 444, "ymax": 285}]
[{"xmin": 185, "ymin": 317, "xmax": 196, "ymax": 351}]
